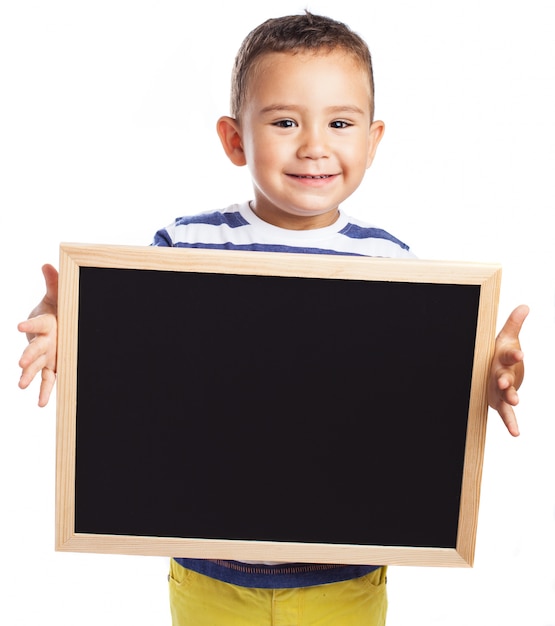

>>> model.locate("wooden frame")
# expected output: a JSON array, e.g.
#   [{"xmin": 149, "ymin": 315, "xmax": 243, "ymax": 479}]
[{"xmin": 56, "ymin": 243, "xmax": 501, "ymax": 567}]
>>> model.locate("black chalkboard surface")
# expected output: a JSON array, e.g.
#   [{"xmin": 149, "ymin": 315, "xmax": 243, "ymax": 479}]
[{"xmin": 56, "ymin": 244, "xmax": 501, "ymax": 567}]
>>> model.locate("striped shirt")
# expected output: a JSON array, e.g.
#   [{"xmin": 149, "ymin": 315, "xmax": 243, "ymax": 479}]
[
  {"xmin": 153, "ymin": 200, "xmax": 414, "ymax": 588},
  {"xmin": 153, "ymin": 201, "xmax": 415, "ymax": 259}
]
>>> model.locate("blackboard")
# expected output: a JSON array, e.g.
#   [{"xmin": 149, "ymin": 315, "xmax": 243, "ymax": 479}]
[{"xmin": 55, "ymin": 244, "xmax": 501, "ymax": 567}]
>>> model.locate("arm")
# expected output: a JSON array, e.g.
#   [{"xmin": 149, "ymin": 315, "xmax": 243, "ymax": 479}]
[
  {"xmin": 488, "ymin": 304, "xmax": 529, "ymax": 437},
  {"xmin": 18, "ymin": 264, "xmax": 59, "ymax": 407}
]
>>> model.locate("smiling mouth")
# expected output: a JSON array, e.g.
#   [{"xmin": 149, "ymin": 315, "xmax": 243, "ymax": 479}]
[{"xmin": 289, "ymin": 174, "xmax": 335, "ymax": 179}]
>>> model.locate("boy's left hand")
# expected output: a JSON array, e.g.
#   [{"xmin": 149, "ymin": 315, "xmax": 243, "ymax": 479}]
[{"xmin": 488, "ymin": 304, "xmax": 529, "ymax": 437}]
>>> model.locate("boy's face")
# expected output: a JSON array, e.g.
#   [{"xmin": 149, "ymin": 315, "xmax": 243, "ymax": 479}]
[{"xmin": 218, "ymin": 50, "xmax": 384, "ymax": 230}]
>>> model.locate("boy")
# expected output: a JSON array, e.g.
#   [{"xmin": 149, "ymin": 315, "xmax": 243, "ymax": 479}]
[{"xmin": 18, "ymin": 12, "xmax": 528, "ymax": 626}]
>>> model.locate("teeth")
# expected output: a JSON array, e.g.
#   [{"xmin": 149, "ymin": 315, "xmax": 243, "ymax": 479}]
[{"xmin": 299, "ymin": 175, "xmax": 329, "ymax": 179}]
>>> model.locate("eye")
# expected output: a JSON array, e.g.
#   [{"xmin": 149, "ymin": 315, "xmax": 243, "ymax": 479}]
[
  {"xmin": 330, "ymin": 120, "xmax": 350, "ymax": 129},
  {"xmin": 273, "ymin": 119, "xmax": 297, "ymax": 128},
  {"xmin": 330, "ymin": 120, "xmax": 352, "ymax": 129}
]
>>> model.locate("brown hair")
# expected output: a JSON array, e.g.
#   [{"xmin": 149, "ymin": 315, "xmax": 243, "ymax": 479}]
[{"xmin": 230, "ymin": 11, "xmax": 376, "ymax": 121}]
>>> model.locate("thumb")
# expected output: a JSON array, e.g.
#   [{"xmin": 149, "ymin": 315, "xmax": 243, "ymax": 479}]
[
  {"xmin": 498, "ymin": 304, "xmax": 529, "ymax": 340},
  {"xmin": 42, "ymin": 264, "xmax": 59, "ymax": 306}
]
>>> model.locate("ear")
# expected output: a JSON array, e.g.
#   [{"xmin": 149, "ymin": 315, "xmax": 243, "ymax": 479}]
[
  {"xmin": 216, "ymin": 116, "xmax": 247, "ymax": 166},
  {"xmin": 366, "ymin": 120, "xmax": 385, "ymax": 169}
]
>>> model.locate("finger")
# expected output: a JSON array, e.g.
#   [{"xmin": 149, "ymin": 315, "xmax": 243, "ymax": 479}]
[
  {"xmin": 17, "ymin": 314, "xmax": 56, "ymax": 339},
  {"xmin": 498, "ymin": 348, "xmax": 524, "ymax": 368},
  {"xmin": 496, "ymin": 402, "xmax": 520, "ymax": 437},
  {"xmin": 500, "ymin": 351, "xmax": 525, "ymax": 390},
  {"xmin": 38, "ymin": 368, "xmax": 56, "ymax": 407},
  {"xmin": 499, "ymin": 383, "xmax": 519, "ymax": 407},
  {"xmin": 18, "ymin": 335, "xmax": 53, "ymax": 369},
  {"xmin": 496, "ymin": 361, "xmax": 523, "ymax": 389},
  {"xmin": 18, "ymin": 352, "xmax": 49, "ymax": 389}
]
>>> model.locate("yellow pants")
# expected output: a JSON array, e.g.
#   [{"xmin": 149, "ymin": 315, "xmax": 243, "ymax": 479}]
[{"xmin": 168, "ymin": 559, "xmax": 388, "ymax": 625}]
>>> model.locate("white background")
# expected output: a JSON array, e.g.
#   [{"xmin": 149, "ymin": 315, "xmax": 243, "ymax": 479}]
[{"xmin": 1, "ymin": 1, "xmax": 554, "ymax": 624}]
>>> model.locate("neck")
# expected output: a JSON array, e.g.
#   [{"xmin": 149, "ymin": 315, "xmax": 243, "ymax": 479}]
[{"xmin": 249, "ymin": 202, "xmax": 340, "ymax": 230}]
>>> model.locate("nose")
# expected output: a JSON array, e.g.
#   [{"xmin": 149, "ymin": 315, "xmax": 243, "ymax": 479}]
[{"xmin": 296, "ymin": 125, "xmax": 329, "ymax": 159}]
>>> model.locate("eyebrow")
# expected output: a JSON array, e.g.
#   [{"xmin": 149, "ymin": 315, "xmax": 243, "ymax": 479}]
[{"xmin": 259, "ymin": 104, "xmax": 367, "ymax": 116}]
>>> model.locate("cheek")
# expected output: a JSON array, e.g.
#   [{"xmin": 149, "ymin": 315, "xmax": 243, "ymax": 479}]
[
  {"xmin": 251, "ymin": 138, "xmax": 286, "ymax": 170},
  {"xmin": 341, "ymin": 142, "xmax": 369, "ymax": 173},
  {"xmin": 353, "ymin": 139, "xmax": 373, "ymax": 171},
  {"xmin": 245, "ymin": 142, "xmax": 277, "ymax": 184},
  {"xmin": 337, "ymin": 137, "xmax": 370, "ymax": 162}
]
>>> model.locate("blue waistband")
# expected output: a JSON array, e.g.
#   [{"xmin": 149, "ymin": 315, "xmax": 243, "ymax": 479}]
[{"xmin": 173, "ymin": 558, "xmax": 380, "ymax": 589}]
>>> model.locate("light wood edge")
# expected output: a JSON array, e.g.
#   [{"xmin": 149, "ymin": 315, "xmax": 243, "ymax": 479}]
[
  {"xmin": 55, "ymin": 534, "xmax": 471, "ymax": 567},
  {"xmin": 59, "ymin": 243, "xmax": 500, "ymax": 285},
  {"xmin": 55, "ymin": 243, "xmax": 502, "ymax": 567},
  {"xmin": 55, "ymin": 246, "xmax": 80, "ymax": 550},
  {"xmin": 455, "ymin": 265, "xmax": 502, "ymax": 566}
]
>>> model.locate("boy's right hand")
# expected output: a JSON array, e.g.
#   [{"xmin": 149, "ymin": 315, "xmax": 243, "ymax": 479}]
[{"xmin": 18, "ymin": 264, "xmax": 59, "ymax": 407}]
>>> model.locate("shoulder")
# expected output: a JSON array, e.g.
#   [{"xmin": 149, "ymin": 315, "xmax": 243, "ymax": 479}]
[
  {"xmin": 173, "ymin": 204, "xmax": 249, "ymax": 229},
  {"xmin": 152, "ymin": 203, "xmax": 251, "ymax": 247},
  {"xmin": 336, "ymin": 213, "xmax": 416, "ymax": 259}
]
